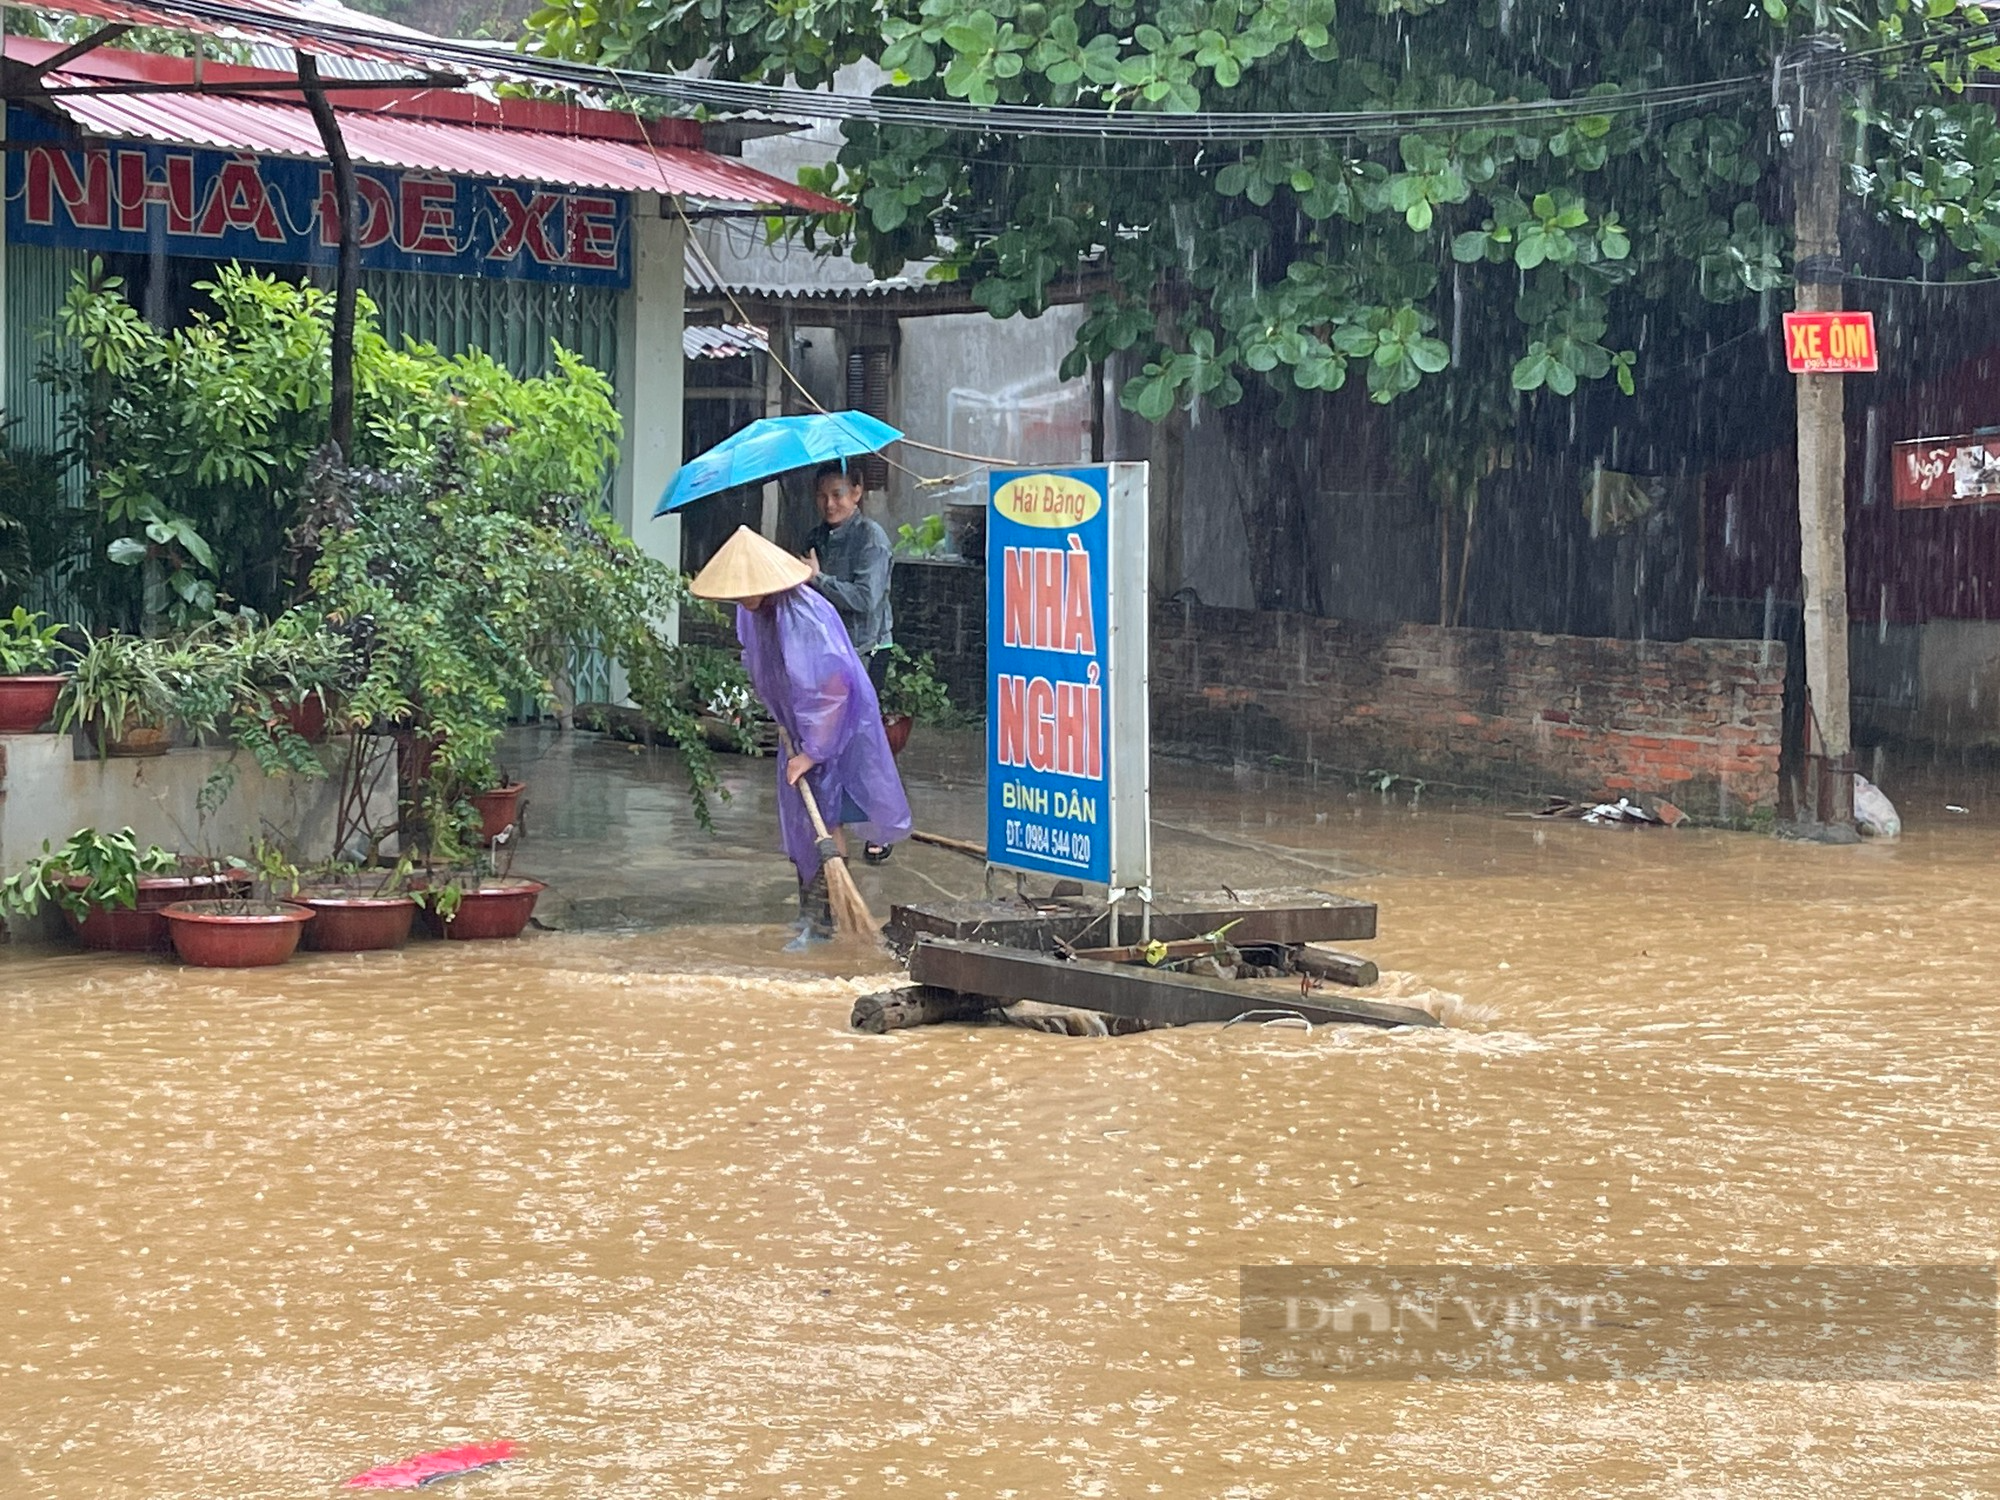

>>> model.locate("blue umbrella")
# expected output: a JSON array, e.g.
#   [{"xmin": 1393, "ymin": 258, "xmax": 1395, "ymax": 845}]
[{"xmin": 655, "ymin": 411, "xmax": 903, "ymax": 515}]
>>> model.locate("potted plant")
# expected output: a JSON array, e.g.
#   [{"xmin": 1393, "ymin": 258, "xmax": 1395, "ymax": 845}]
[
  {"xmin": 295, "ymin": 858, "xmax": 421, "ymax": 952},
  {"xmin": 462, "ymin": 762, "xmax": 528, "ymax": 846},
  {"xmin": 228, "ymin": 612, "xmax": 351, "ymax": 747},
  {"xmin": 162, "ymin": 893, "xmax": 316, "ymax": 967},
  {"xmin": 422, "ymin": 874, "xmax": 547, "ymax": 940},
  {"xmin": 0, "ymin": 827, "xmax": 231, "ymax": 951},
  {"xmin": 160, "ymin": 840, "xmax": 315, "ymax": 968},
  {"xmin": 417, "ymin": 837, "xmax": 544, "ymax": 942},
  {"xmin": 0, "ymin": 606, "xmax": 76, "ymax": 732},
  {"xmin": 56, "ymin": 633, "xmax": 176, "ymax": 756},
  {"xmin": 876, "ymin": 645, "xmax": 953, "ymax": 758}
]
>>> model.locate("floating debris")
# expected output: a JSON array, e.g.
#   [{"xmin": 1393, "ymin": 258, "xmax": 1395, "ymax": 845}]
[
  {"xmin": 1531, "ymin": 795, "xmax": 1680, "ymax": 827},
  {"xmin": 345, "ymin": 1442, "xmax": 519, "ymax": 1490}
]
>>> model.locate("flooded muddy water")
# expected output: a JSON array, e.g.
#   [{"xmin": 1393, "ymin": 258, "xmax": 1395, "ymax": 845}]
[{"xmin": 4, "ymin": 777, "xmax": 1999, "ymax": 1497}]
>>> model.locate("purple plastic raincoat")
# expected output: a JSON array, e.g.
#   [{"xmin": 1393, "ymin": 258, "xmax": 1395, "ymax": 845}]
[{"xmin": 738, "ymin": 586, "xmax": 912, "ymax": 882}]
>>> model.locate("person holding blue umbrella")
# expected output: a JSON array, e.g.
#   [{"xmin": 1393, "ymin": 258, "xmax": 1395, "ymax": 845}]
[{"xmin": 802, "ymin": 461, "xmax": 899, "ymax": 864}]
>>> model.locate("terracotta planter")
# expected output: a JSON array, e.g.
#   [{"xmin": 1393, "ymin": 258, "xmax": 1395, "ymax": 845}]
[
  {"xmin": 298, "ymin": 892, "xmax": 418, "ymax": 952},
  {"xmin": 62, "ymin": 873, "xmax": 238, "ymax": 952},
  {"xmin": 882, "ymin": 713, "xmax": 913, "ymax": 758},
  {"xmin": 278, "ymin": 694, "xmax": 330, "ymax": 743},
  {"xmin": 423, "ymin": 878, "xmax": 545, "ymax": 941},
  {"xmin": 468, "ymin": 783, "xmax": 527, "ymax": 844},
  {"xmin": 0, "ymin": 674, "xmax": 68, "ymax": 733},
  {"xmin": 85, "ymin": 713, "xmax": 173, "ymax": 758},
  {"xmin": 162, "ymin": 900, "xmax": 315, "ymax": 967}
]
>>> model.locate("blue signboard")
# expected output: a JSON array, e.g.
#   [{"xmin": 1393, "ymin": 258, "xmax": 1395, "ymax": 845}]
[
  {"xmin": 3, "ymin": 106, "xmax": 630, "ymax": 288},
  {"xmin": 986, "ymin": 463, "xmax": 1150, "ymax": 892}
]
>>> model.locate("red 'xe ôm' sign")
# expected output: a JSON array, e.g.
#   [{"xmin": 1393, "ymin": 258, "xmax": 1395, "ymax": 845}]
[{"xmin": 1782, "ymin": 311, "xmax": 1879, "ymax": 374}]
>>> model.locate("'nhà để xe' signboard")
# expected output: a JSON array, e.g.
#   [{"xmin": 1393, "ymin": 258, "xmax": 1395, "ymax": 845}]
[
  {"xmin": 1, "ymin": 105, "xmax": 630, "ymax": 288},
  {"xmin": 986, "ymin": 463, "xmax": 1151, "ymax": 898}
]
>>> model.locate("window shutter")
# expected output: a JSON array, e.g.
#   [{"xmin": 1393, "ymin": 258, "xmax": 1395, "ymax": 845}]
[{"xmin": 844, "ymin": 347, "xmax": 892, "ymax": 490}]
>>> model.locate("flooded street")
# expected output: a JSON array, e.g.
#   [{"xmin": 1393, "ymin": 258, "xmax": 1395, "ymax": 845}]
[{"xmin": 4, "ymin": 766, "xmax": 2000, "ymax": 1497}]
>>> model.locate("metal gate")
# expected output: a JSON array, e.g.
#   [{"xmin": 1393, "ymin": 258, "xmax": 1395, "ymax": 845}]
[
  {"xmin": 4, "ymin": 244, "xmax": 86, "ymax": 620},
  {"xmin": 364, "ymin": 270, "xmax": 623, "ymax": 709}
]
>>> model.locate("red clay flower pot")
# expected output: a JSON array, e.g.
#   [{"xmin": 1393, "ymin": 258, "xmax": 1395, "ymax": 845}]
[
  {"xmin": 298, "ymin": 893, "xmax": 418, "ymax": 952},
  {"xmin": 424, "ymin": 878, "xmax": 545, "ymax": 941},
  {"xmin": 0, "ymin": 674, "xmax": 67, "ymax": 732},
  {"xmin": 162, "ymin": 901, "xmax": 315, "ymax": 967},
  {"xmin": 62, "ymin": 873, "xmax": 238, "ymax": 952},
  {"xmin": 467, "ymin": 783, "xmax": 527, "ymax": 844},
  {"xmin": 279, "ymin": 694, "xmax": 330, "ymax": 743},
  {"xmin": 882, "ymin": 713, "xmax": 913, "ymax": 758},
  {"xmin": 86, "ymin": 713, "xmax": 173, "ymax": 757}
]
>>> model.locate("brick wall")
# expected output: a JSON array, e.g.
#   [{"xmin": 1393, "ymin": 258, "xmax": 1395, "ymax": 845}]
[
  {"xmin": 891, "ymin": 559, "xmax": 988, "ymax": 711},
  {"xmin": 1151, "ymin": 602, "xmax": 1786, "ymax": 821},
  {"xmin": 744, "ymin": 567, "xmax": 1787, "ymax": 823}
]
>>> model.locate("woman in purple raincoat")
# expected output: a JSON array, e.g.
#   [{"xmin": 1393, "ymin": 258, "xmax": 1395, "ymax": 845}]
[{"xmin": 690, "ymin": 526, "xmax": 912, "ymax": 947}]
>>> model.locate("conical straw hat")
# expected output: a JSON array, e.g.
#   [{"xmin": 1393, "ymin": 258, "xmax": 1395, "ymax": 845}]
[{"xmin": 689, "ymin": 525, "xmax": 814, "ymax": 601}]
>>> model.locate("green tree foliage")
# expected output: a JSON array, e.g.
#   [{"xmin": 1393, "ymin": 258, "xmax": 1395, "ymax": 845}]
[
  {"xmin": 526, "ymin": 0, "xmax": 2000, "ymax": 436},
  {"xmin": 41, "ymin": 262, "xmax": 720, "ymax": 848}
]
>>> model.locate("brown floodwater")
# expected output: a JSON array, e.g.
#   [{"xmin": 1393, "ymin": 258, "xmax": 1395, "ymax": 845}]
[{"xmin": 4, "ymin": 771, "xmax": 2000, "ymax": 1498}]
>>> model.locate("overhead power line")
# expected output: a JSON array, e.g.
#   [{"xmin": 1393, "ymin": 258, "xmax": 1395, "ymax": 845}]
[
  {"xmin": 25, "ymin": 0, "xmax": 1772, "ymax": 142},
  {"xmin": 19, "ymin": 0, "xmax": 2000, "ymax": 144}
]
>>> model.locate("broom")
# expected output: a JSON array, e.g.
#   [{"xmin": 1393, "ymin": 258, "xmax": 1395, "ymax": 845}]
[{"xmin": 779, "ymin": 728, "xmax": 880, "ymax": 942}]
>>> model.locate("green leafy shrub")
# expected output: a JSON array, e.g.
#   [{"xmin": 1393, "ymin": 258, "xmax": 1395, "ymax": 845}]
[
  {"xmin": 0, "ymin": 606, "xmax": 74, "ymax": 675},
  {"xmin": 0, "ymin": 826, "xmax": 180, "ymax": 920},
  {"xmin": 877, "ymin": 644, "xmax": 953, "ymax": 723},
  {"xmin": 895, "ymin": 513, "xmax": 947, "ymax": 559}
]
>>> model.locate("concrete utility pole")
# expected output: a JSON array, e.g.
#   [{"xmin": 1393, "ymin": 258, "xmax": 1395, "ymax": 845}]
[{"xmin": 1786, "ymin": 35, "xmax": 1855, "ymax": 830}]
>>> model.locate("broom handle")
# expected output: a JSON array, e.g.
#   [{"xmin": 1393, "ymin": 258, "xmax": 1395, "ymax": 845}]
[
  {"xmin": 778, "ymin": 728, "xmax": 842, "ymax": 856},
  {"xmin": 911, "ymin": 829, "xmax": 986, "ymax": 861}
]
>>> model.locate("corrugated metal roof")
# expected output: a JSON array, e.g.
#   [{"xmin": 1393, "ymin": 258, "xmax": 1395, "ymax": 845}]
[
  {"xmin": 685, "ymin": 223, "xmax": 943, "ymax": 302},
  {"xmin": 683, "ymin": 322, "xmax": 768, "ymax": 359},
  {"xmin": 8, "ymin": 37, "xmax": 841, "ymax": 211},
  {"xmin": 33, "ymin": 0, "xmax": 463, "ymax": 74}
]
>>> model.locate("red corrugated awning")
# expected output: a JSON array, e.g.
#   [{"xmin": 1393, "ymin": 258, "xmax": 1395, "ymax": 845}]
[
  {"xmin": 21, "ymin": 0, "xmax": 514, "ymax": 78},
  {"xmin": 5, "ymin": 37, "xmax": 841, "ymax": 213}
]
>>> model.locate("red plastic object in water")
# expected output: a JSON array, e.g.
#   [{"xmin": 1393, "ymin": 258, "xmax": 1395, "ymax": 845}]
[{"xmin": 345, "ymin": 1441, "xmax": 519, "ymax": 1489}]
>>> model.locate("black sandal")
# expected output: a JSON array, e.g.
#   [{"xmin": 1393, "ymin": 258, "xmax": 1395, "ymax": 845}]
[{"xmin": 863, "ymin": 843, "xmax": 892, "ymax": 864}]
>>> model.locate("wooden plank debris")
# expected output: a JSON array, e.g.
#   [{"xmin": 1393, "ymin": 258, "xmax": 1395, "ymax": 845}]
[
  {"xmin": 908, "ymin": 937, "xmax": 1436, "ymax": 1031},
  {"xmin": 1294, "ymin": 945, "xmax": 1381, "ymax": 988},
  {"xmin": 890, "ymin": 894, "xmax": 1377, "ymax": 955}
]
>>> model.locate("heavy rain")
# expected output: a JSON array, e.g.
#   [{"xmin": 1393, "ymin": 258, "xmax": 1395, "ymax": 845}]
[{"xmin": 6, "ymin": 1, "xmax": 2000, "ymax": 1496}]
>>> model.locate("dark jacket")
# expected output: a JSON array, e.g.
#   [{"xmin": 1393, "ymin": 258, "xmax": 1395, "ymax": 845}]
[{"xmin": 805, "ymin": 512, "xmax": 894, "ymax": 654}]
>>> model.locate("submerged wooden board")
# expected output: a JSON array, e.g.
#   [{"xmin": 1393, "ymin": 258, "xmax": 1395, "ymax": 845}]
[
  {"xmin": 908, "ymin": 937, "xmax": 1436, "ymax": 1031},
  {"xmin": 890, "ymin": 894, "xmax": 1377, "ymax": 954}
]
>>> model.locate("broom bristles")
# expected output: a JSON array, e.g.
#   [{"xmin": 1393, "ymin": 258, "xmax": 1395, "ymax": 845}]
[
  {"xmin": 779, "ymin": 729, "xmax": 881, "ymax": 943},
  {"xmin": 822, "ymin": 853, "xmax": 880, "ymax": 943}
]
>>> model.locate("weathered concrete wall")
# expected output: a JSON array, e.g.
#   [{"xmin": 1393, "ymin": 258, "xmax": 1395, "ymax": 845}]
[
  {"xmin": 1852, "ymin": 618, "xmax": 2000, "ymax": 749},
  {"xmin": 1150, "ymin": 602, "xmax": 1787, "ymax": 821},
  {"xmin": 0, "ymin": 733, "xmax": 395, "ymax": 941},
  {"xmin": 885, "ymin": 307, "xmax": 1092, "ymax": 540}
]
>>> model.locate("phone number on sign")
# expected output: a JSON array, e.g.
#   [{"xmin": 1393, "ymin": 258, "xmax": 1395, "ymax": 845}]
[{"xmin": 1003, "ymin": 819, "xmax": 1092, "ymax": 866}]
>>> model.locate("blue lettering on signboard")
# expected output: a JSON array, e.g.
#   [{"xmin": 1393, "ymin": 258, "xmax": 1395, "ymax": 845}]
[
  {"xmin": 986, "ymin": 466, "xmax": 1111, "ymax": 884},
  {"xmin": 2, "ymin": 106, "xmax": 629, "ymax": 288}
]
